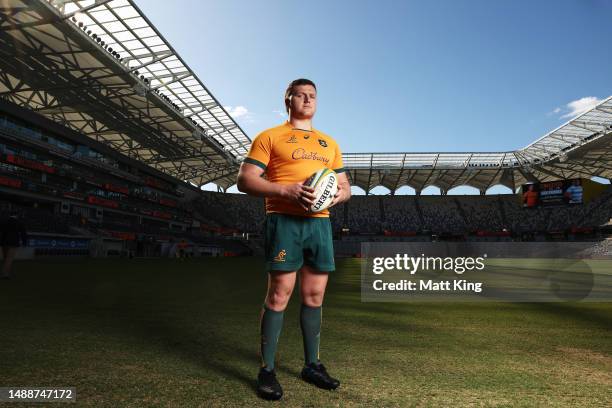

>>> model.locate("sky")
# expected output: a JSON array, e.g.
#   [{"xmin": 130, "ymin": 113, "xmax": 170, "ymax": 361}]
[{"xmin": 136, "ymin": 0, "xmax": 612, "ymax": 194}]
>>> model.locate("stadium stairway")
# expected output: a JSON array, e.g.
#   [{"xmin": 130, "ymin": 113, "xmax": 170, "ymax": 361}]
[
  {"xmin": 414, "ymin": 198, "xmax": 425, "ymax": 227},
  {"xmin": 542, "ymin": 208, "xmax": 553, "ymax": 231},
  {"xmin": 497, "ymin": 196, "xmax": 509, "ymax": 228},
  {"xmin": 453, "ymin": 197, "xmax": 469, "ymax": 226}
]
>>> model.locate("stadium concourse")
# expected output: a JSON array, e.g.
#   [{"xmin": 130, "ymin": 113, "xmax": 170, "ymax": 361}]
[{"xmin": 0, "ymin": 0, "xmax": 612, "ymax": 261}]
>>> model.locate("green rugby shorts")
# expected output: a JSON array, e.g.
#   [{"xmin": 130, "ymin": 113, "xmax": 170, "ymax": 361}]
[{"xmin": 264, "ymin": 213, "xmax": 335, "ymax": 272}]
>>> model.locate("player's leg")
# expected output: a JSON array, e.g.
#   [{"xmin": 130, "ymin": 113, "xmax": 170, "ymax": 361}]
[
  {"xmin": 261, "ymin": 270, "xmax": 296, "ymax": 370},
  {"xmin": 299, "ymin": 217, "xmax": 340, "ymax": 390},
  {"xmin": 257, "ymin": 214, "xmax": 303, "ymax": 400},
  {"xmin": 299, "ymin": 264, "xmax": 328, "ymax": 364},
  {"xmin": 258, "ymin": 271, "xmax": 297, "ymax": 401}
]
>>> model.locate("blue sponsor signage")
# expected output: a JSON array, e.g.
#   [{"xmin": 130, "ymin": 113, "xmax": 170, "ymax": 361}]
[{"xmin": 28, "ymin": 237, "xmax": 89, "ymax": 249}]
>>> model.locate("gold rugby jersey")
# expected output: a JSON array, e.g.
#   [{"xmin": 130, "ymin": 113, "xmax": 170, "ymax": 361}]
[{"xmin": 244, "ymin": 121, "xmax": 345, "ymax": 217}]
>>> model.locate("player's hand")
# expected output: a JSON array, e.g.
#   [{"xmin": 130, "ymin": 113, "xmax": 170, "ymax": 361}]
[
  {"xmin": 280, "ymin": 184, "xmax": 316, "ymax": 211},
  {"xmin": 330, "ymin": 183, "xmax": 349, "ymax": 208}
]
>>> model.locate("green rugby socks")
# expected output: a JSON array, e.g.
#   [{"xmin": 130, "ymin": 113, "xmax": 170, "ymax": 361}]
[
  {"xmin": 260, "ymin": 305, "xmax": 284, "ymax": 371},
  {"xmin": 300, "ymin": 304, "xmax": 322, "ymax": 365}
]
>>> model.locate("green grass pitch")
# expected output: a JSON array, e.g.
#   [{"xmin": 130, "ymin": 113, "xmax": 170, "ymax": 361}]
[{"xmin": 0, "ymin": 258, "xmax": 611, "ymax": 407}]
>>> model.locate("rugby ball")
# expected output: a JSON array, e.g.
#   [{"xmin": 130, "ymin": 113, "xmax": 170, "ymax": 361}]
[{"xmin": 304, "ymin": 168, "xmax": 338, "ymax": 212}]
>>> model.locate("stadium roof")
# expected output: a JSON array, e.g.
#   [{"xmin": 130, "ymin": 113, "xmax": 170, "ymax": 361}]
[
  {"xmin": 344, "ymin": 96, "xmax": 612, "ymax": 193},
  {"xmin": 1, "ymin": 1, "xmax": 611, "ymax": 193},
  {"xmin": 0, "ymin": 0, "xmax": 250, "ymax": 188}
]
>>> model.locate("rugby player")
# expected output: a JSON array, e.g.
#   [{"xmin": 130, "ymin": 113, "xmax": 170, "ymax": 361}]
[{"xmin": 237, "ymin": 78, "xmax": 351, "ymax": 400}]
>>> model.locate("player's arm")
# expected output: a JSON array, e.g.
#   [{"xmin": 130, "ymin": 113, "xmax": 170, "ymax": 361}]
[
  {"xmin": 329, "ymin": 139, "xmax": 350, "ymax": 207},
  {"xmin": 236, "ymin": 162, "xmax": 316, "ymax": 211},
  {"xmin": 330, "ymin": 171, "xmax": 351, "ymax": 207}
]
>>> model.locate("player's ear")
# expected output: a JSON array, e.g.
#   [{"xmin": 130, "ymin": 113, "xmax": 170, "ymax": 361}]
[{"xmin": 285, "ymin": 97, "xmax": 291, "ymax": 114}]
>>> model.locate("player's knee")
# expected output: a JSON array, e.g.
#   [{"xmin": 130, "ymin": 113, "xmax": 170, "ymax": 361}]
[
  {"xmin": 266, "ymin": 289, "xmax": 291, "ymax": 311},
  {"xmin": 302, "ymin": 291, "xmax": 324, "ymax": 307}
]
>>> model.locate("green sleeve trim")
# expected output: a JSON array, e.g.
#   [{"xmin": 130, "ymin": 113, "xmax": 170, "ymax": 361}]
[
  {"xmin": 244, "ymin": 157, "xmax": 267, "ymax": 170},
  {"xmin": 333, "ymin": 167, "xmax": 347, "ymax": 174}
]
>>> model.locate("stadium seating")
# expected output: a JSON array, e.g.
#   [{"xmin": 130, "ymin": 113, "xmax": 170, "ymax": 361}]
[{"xmin": 187, "ymin": 186, "xmax": 612, "ymax": 240}]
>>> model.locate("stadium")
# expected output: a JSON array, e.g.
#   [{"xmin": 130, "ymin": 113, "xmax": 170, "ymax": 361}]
[{"xmin": 0, "ymin": 1, "xmax": 610, "ymax": 407}]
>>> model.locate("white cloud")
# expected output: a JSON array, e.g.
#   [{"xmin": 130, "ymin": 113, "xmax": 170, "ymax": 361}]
[
  {"xmin": 272, "ymin": 109, "xmax": 287, "ymax": 117},
  {"xmin": 224, "ymin": 105, "xmax": 250, "ymax": 118},
  {"xmin": 557, "ymin": 96, "xmax": 603, "ymax": 119}
]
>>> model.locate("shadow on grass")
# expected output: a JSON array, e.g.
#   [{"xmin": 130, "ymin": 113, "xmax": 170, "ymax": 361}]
[
  {"xmin": 526, "ymin": 302, "xmax": 612, "ymax": 328},
  {"xmin": 1, "ymin": 259, "xmax": 263, "ymax": 396},
  {"xmin": 108, "ymin": 313, "xmax": 260, "ymax": 394}
]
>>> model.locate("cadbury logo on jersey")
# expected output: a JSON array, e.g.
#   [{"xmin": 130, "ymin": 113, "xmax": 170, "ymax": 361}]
[{"xmin": 291, "ymin": 148, "xmax": 330, "ymax": 164}]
